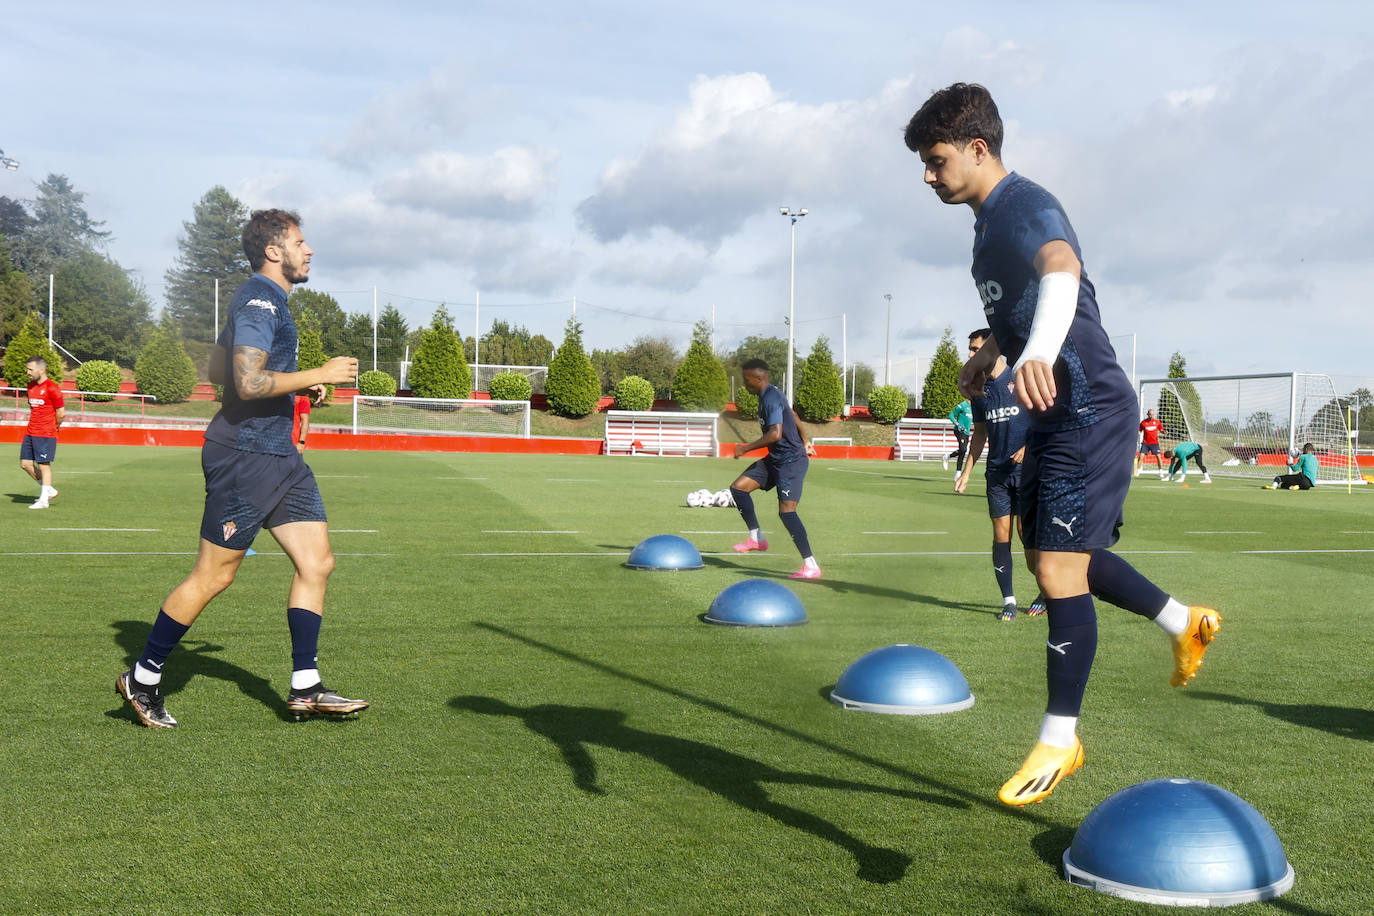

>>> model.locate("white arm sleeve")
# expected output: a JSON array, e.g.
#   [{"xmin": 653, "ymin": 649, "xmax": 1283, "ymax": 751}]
[{"xmin": 1013, "ymin": 271, "xmax": 1079, "ymax": 370}]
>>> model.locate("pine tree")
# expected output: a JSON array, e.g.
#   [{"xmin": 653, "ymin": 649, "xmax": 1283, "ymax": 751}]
[
  {"xmin": 545, "ymin": 318, "xmax": 601, "ymax": 417},
  {"xmin": 407, "ymin": 307, "xmax": 471, "ymax": 398},
  {"xmin": 794, "ymin": 335, "xmax": 844, "ymax": 421},
  {"xmin": 134, "ymin": 315, "xmax": 198, "ymax": 403},
  {"xmin": 296, "ymin": 314, "xmax": 332, "ymax": 403},
  {"xmin": 672, "ymin": 320, "xmax": 730, "ymax": 412},
  {"xmin": 164, "ymin": 186, "xmax": 250, "ymax": 344},
  {"xmin": 919, "ymin": 326, "xmax": 963, "ymax": 419},
  {"xmin": 1158, "ymin": 351, "xmax": 1200, "ymax": 441}
]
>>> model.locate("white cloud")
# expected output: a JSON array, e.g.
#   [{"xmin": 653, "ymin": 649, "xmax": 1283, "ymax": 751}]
[
  {"xmin": 376, "ymin": 147, "xmax": 559, "ymax": 220},
  {"xmin": 319, "ymin": 60, "xmax": 474, "ymax": 167}
]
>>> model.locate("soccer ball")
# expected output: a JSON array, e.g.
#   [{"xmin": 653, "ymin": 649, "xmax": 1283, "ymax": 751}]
[
  {"xmin": 686, "ymin": 490, "xmax": 705, "ymax": 507},
  {"xmin": 714, "ymin": 489, "xmax": 734, "ymax": 508},
  {"xmin": 686, "ymin": 488, "xmax": 714, "ymax": 508}
]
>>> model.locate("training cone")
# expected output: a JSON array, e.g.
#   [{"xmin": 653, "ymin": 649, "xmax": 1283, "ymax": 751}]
[
  {"xmin": 829, "ymin": 644, "xmax": 974, "ymax": 715},
  {"xmin": 1063, "ymin": 778, "xmax": 1294, "ymax": 906},
  {"xmin": 625, "ymin": 534, "xmax": 703, "ymax": 570},
  {"xmin": 703, "ymin": 579, "xmax": 807, "ymax": 627}
]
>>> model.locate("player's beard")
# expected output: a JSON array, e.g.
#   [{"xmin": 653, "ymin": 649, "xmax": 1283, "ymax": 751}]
[{"xmin": 283, "ymin": 258, "xmax": 310, "ymax": 285}]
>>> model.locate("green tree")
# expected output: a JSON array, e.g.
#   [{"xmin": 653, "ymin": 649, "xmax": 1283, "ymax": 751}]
[
  {"xmin": 848, "ymin": 362, "xmax": 877, "ymax": 405},
  {"xmin": 288, "ymin": 289, "xmax": 351, "ymax": 356},
  {"xmin": 672, "ymin": 320, "xmax": 730, "ymax": 412},
  {"xmin": 163, "ymin": 186, "xmax": 250, "ymax": 344},
  {"xmin": 730, "ymin": 334, "xmax": 803, "ymax": 399},
  {"xmin": 794, "ymin": 335, "xmax": 844, "ymax": 421},
  {"xmin": 357, "ymin": 370, "xmax": 397, "ymax": 397},
  {"xmin": 619, "ymin": 335, "xmax": 680, "ymax": 398},
  {"xmin": 0, "ymin": 240, "xmax": 34, "ymax": 345},
  {"xmin": 408, "ymin": 307, "xmax": 471, "ymax": 398},
  {"xmin": 3, "ymin": 313, "xmax": 62, "ymax": 387},
  {"xmin": 589, "ymin": 348, "xmax": 622, "ymax": 395},
  {"xmin": 375, "ymin": 305, "xmax": 410, "ymax": 374},
  {"xmin": 0, "ymin": 196, "xmax": 33, "ymax": 242},
  {"xmin": 489, "ymin": 371, "xmax": 533, "ymax": 402},
  {"xmin": 613, "ymin": 375, "xmax": 655, "ymax": 411},
  {"xmin": 867, "ymin": 385, "xmax": 910, "ymax": 424},
  {"xmin": 75, "ymin": 359, "xmax": 122, "ymax": 401},
  {"xmin": 51, "ymin": 249, "xmax": 153, "ymax": 364},
  {"xmin": 545, "ymin": 318, "xmax": 601, "ymax": 418},
  {"xmin": 341, "ymin": 311, "xmax": 374, "ymax": 366},
  {"xmin": 1157, "ymin": 351, "xmax": 1200, "ymax": 441},
  {"xmin": 134, "ymin": 316, "xmax": 198, "ymax": 403},
  {"xmin": 10, "ymin": 174, "xmax": 111, "ymax": 277},
  {"xmin": 919, "ymin": 326, "xmax": 963, "ymax": 419},
  {"xmin": 296, "ymin": 314, "xmax": 332, "ymax": 402}
]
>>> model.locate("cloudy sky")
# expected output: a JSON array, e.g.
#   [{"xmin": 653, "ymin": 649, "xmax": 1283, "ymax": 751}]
[{"xmin": 4, "ymin": 1, "xmax": 1369, "ymax": 393}]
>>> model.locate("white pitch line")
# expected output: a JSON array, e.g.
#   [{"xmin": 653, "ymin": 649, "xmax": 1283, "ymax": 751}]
[
  {"xmin": 825, "ymin": 467, "xmax": 922, "ymax": 479},
  {"xmin": 0, "ymin": 550, "xmax": 392, "ymax": 557},
  {"xmin": 44, "ymin": 527, "xmax": 160, "ymax": 532},
  {"xmin": 546, "ymin": 478, "xmax": 601, "ymax": 482},
  {"xmin": 56, "ymin": 470, "xmax": 113, "ymax": 475},
  {"xmin": 482, "ymin": 529, "xmax": 580, "ymax": 534},
  {"xmin": 330, "ymin": 529, "xmax": 379, "ymax": 533},
  {"xmin": 315, "ymin": 475, "xmax": 369, "ymax": 478},
  {"xmin": 1240, "ymin": 549, "xmax": 1374, "ymax": 555},
  {"xmin": 436, "ymin": 476, "xmax": 488, "ymax": 480},
  {"xmin": 450, "ymin": 551, "xmax": 740, "ymax": 558},
  {"xmin": 1340, "ymin": 531, "xmax": 1374, "ymax": 534},
  {"xmin": 655, "ymin": 480, "xmax": 706, "ymax": 483},
  {"xmin": 1185, "ymin": 531, "xmax": 1263, "ymax": 535},
  {"xmin": 841, "ymin": 551, "xmax": 987, "ymax": 557},
  {"xmin": 862, "ymin": 531, "xmax": 949, "ymax": 535},
  {"xmin": 680, "ymin": 530, "xmax": 764, "ymax": 534}
]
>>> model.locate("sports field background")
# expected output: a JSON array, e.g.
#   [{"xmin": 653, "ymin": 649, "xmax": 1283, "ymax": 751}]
[{"xmin": 1, "ymin": 445, "xmax": 1369, "ymax": 914}]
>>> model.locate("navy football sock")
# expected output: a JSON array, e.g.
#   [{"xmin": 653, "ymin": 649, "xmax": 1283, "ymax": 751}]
[
  {"xmin": 1087, "ymin": 549, "xmax": 1169, "ymax": 618},
  {"xmin": 779, "ymin": 510, "xmax": 812, "ymax": 559},
  {"xmin": 136, "ymin": 609, "xmax": 191, "ymax": 684},
  {"xmin": 1044, "ymin": 594, "xmax": 1098, "ymax": 717},
  {"xmin": 287, "ymin": 607, "xmax": 322, "ymax": 673},
  {"xmin": 731, "ymin": 488, "xmax": 759, "ymax": 531},
  {"xmin": 992, "ymin": 540, "xmax": 1015, "ymax": 602}
]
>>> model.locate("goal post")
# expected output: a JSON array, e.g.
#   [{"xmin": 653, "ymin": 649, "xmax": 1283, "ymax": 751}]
[
  {"xmin": 352, "ymin": 396, "xmax": 531, "ymax": 438},
  {"xmin": 1137, "ymin": 372, "xmax": 1358, "ymax": 484}
]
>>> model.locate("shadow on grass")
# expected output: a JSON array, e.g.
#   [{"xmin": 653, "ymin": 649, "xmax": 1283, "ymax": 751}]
[
  {"xmin": 451, "ymin": 695, "xmax": 959, "ymax": 884},
  {"xmin": 1186, "ymin": 690, "xmax": 1374, "ymax": 742},
  {"xmin": 7, "ymin": 492, "xmax": 40, "ymax": 504},
  {"xmin": 108, "ymin": 619, "xmax": 291, "ymax": 723}
]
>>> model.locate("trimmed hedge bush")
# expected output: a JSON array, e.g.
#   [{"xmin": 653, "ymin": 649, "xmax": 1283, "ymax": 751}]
[
  {"xmin": 489, "ymin": 372, "xmax": 533, "ymax": 402},
  {"xmin": 613, "ymin": 375, "xmax": 654, "ymax": 411},
  {"xmin": 546, "ymin": 319, "xmax": 601, "ymax": 418},
  {"xmin": 358, "ymin": 370, "xmax": 397, "ymax": 397},
  {"xmin": 734, "ymin": 385, "xmax": 759, "ymax": 420},
  {"xmin": 672, "ymin": 321, "xmax": 730, "ymax": 412},
  {"xmin": 409, "ymin": 309, "xmax": 472, "ymax": 399},
  {"xmin": 135, "ymin": 317, "xmax": 198, "ymax": 404},
  {"xmin": 867, "ymin": 384, "xmax": 909, "ymax": 424},
  {"xmin": 75, "ymin": 360, "xmax": 122, "ymax": 401},
  {"xmin": 794, "ymin": 336, "xmax": 844, "ymax": 422}
]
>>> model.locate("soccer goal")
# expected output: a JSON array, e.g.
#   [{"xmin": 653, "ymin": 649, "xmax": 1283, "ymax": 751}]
[
  {"xmin": 473, "ymin": 364, "xmax": 548, "ymax": 395},
  {"xmin": 352, "ymin": 396, "xmax": 531, "ymax": 438},
  {"xmin": 1137, "ymin": 372, "xmax": 1358, "ymax": 484}
]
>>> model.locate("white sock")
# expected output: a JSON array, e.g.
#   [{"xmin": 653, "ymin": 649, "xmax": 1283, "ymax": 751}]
[
  {"xmin": 749, "ymin": 528, "xmax": 761, "ymax": 542},
  {"xmin": 43, "ymin": 485, "xmax": 56, "ymax": 496},
  {"xmin": 1038, "ymin": 714, "xmax": 1078, "ymax": 748},
  {"xmin": 1004, "ymin": 596, "xmax": 1017, "ymax": 607},
  {"xmin": 1154, "ymin": 598, "xmax": 1190, "ymax": 636},
  {"xmin": 291, "ymin": 668, "xmax": 321, "ymax": 691},
  {"xmin": 803, "ymin": 556, "xmax": 819, "ymax": 570},
  {"xmin": 134, "ymin": 662, "xmax": 162, "ymax": 686}
]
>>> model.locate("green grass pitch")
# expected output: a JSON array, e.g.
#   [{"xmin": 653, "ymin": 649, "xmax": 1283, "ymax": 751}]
[{"xmin": 1, "ymin": 445, "xmax": 1370, "ymax": 913}]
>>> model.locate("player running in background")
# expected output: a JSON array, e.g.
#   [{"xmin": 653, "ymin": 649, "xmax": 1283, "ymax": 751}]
[
  {"xmin": 20, "ymin": 355, "xmax": 64, "ymax": 510},
  {"xmin": 944, "ymin": 398, "xmax": 973, "ymax": 475},
  {"xmin": 116, "ymin": 209, "xmax": 365, "ymax": 728},
  {"xmin": 293, "ymin": 393, "xmax": 313, "ymax": 453},
  {"xmin": 728, "ymin": 359, "xmax": 820, "ymax": 580},
  {"xmin": 1265, "ymin": 443, "xmax": 1319, "ymax": 490},
  {"xmin": 1136, "ymin": 408, "xmax": 1164, "ymax": 477},
  {"xmin": 905, "ymin": 82, "xmax": 1221, "ymax": 806},
  {"xmin": 955, "ymin": 328, "xmax": 1034, "ymax": 620},
  {"xmin": 1162, "ymin": 441, "xmax": 1212, "ymax": 484}
]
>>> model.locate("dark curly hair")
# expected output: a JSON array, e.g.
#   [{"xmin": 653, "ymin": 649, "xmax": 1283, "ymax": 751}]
[
  {"xmin": 242, "ymin": 208, "xmax": 302, "ymax": 271},
  {"xmin": 903, "ymin": 83, "xmax": 1003, "ymax": 158}
]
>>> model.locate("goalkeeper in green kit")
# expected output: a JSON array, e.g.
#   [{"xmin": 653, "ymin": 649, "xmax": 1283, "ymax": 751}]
[
  {"xmin": 1162, "ymin": 441, "xmax": 1211, "ymax": 484},
  {"xmin": 1265, "ymin": 443, "xmax": 1319, "ymax": 490}
]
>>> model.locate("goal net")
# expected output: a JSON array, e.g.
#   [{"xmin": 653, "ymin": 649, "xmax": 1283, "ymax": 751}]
[
  {"xmin": 352, "ymin": 396, "xmax": 531, "ymax": 438},
  {"xmin": 473, "ymin": 364, "xmax": 548, "ymax": 394},
  {"xmin": 1137, "ymin": 373, "xmax": 1357, "ymax": 484}
]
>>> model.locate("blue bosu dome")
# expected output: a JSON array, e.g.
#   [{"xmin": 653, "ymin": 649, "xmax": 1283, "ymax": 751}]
[
  {"xmin": 1063, "ymin": 778, "xmax": 1294, "ymax": 906},
  {"xmin": 703, "ymin": 579, "xmax": 807, "ymax": 627},
  {"xmin": 625, "ymin": 534, "xmax": 704, "ymax": 570},
  {"xmin": 829, "ymin": 644, "xmax": 974, "ymax": 715}
]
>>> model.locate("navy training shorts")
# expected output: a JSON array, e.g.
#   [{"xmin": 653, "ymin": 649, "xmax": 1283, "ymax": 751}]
[
  {"xmin": 1019, "ymin": 409, "xmax": 1135, "ymax": 552},
  {"xmin": 199, "ymin": 441, "xmax": 327, "ymax": 551},
  {"xmin": 20, "ymin": 435, "xmax": 57, "ymax": 463},
  {"xmin": 1139, "ymin": 442, "xmax": 1160, "ymax": 455},
  {"xmin": 740, "ymin": 455, "xmax": 808, "ymax": 503},
  {"xmin": 985, "ymin": 464, "xmax": 1022, "ymax": 520}
]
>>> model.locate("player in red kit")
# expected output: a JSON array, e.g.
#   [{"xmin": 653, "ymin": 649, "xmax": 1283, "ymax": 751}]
[
  {"xmin": 1136, "ymin": 408, "xmax": 1164, "ymax": 478},
  {"xmin": 20, "ymin": 356, "xmax": 65, "ymax": 509}
]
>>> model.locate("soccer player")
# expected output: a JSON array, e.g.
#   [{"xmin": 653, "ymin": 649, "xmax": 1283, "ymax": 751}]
[
  {"xmin": 944, "ymin": 398, "xmax": 973, "ymax": 475},
  {"xmin": 1265, "ymin": 443, "xmax": 1319, "ymax": 490},
  {"xmin": 729, "ymin": 358, "xmax": 820, "ymax": 580},
  {"xmin": 116, "ymin": 209, "xmax": 366, "ymax": 728},
  {"xmin": 293, "ymin": 393, "xmax": 312, "ymax": 453},
  {"xmin": 955, "ymin": 328, "xmax": 1033, "ymax": 620},
  {"xmin": 20, "ymin": 355, "xmax": 64, "ymax": 509},
  {"xmin": 905, "ymin": 83, "xmax": 1221, "ymax": 806},
  {"xmin": 1136, "ymin": 408, "xmax": 1164, "ymax": 477},
  {"xmin": 1162, "ymin": 441, "xmax": 1212, "ymax": 484}
]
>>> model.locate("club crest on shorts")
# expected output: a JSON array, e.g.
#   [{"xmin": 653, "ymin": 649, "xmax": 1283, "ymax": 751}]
[{"xmin": 222, "ymin": 521, "xmax": 237, "ymax": 542}]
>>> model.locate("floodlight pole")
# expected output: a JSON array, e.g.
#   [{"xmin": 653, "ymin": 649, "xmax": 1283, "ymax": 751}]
[
  {"xmin": 884, "ymin": 293, "xmax": 893, "ymax": 385},
  {"xmin": 779, "ymin": 207, "xmax": 808, "ymax": 403}
]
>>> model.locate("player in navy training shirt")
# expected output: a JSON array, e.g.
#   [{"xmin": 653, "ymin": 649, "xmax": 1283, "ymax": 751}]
[
  {"xmin": 117, "ymin": 209, "xmax": 367, "ymax": 728},
  {"xmin": 727, "ymin": 359, "xmax": 821, "ymax": 579},
  {"xmin": 905, "ymin": 83, "xmax": 1221, "ymax": 806},
  {"xmin": 955, "ymin": 329, "xmax": 1034, "ymax": 620}
]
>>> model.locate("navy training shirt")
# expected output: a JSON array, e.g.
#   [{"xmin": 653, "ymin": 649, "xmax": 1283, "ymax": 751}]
[
  {"xmin": 203, "ymin": 274, "xmax": 299, "ymax": 456},
  {"xmin": 971, "ymin": 364, "xmax": 1030, "ymax": 481},
  {"xmin": 971, "ymin": 172, "xmax": 1135, "ymax": 432},
  {"xmin": 757, "ymin": 384, "xmax": 805, "ymax": 464}
]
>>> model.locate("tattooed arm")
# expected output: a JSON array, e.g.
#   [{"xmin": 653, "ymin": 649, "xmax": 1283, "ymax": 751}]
[{"xmin": 232, "ymin": 346, "xmax": 359, "ymax": 400}]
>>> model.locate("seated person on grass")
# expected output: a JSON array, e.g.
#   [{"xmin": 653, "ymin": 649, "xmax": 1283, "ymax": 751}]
[{"xmin": 1266, "ymin": 443, "xmax": 1319, "ymax": 490}]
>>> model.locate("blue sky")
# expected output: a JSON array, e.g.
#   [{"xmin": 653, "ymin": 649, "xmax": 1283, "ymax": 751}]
[{"xmin": 4, "ymin": 1, "xmax": 1370, "ymax": 393}]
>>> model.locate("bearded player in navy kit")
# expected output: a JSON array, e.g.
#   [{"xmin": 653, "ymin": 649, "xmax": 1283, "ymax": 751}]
[
  {"xmin": 116, "ymin": 209, "xmax": 367, "ymax": 728},
  {"xmin": 906, "ymin": 84, "xmax": 1221, "ymax": 806},
  {"xmin": 954, "ymin": 328, "xmax": 1035, "ymax": 621}
]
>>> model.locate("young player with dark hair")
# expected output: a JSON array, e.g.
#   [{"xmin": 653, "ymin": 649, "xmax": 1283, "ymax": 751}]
[
  {"xmin": 728, "ymin": 359, "xmax": 821, "ymax": 580},
  {"xmin": 116, "ymin": 209, "xmax": 366, "ymax": 728},
  {"xmin": 905, "ymin": 82, "xmax": 1221, "ymax": 806},
  {"xmin": 1136, "ymin": 409, "xmax": 1164, "ymax": 477},
  {"xmin": 955, "ymin": 328, "xmax": 1033, "ymax": 620},
  {"xmin": 20, "ymin": 355, "xmax": 64, "ymax": 509},
  {"xmin": 1162, "ymin": 441, "xmax": 1212, "ymax": 484},
  {"xmin": 1265, "ymin": 443, "xmax": 1319, "ymax": 490}
]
